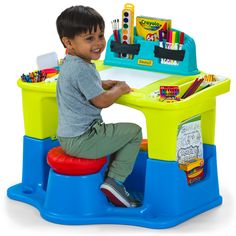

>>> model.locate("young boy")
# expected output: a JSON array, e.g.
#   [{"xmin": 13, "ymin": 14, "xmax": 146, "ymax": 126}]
[{"xmin": 56, "ymin": 6, "xmax": 142, "ymax": 208}]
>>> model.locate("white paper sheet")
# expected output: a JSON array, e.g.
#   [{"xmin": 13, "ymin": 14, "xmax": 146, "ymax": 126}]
[{"xmin": 99, "ymin": 67, "xmax": 170, "ymax": 89}]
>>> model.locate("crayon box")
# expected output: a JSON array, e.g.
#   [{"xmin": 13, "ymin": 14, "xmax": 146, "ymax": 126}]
[{"xmin": 136, "ymin": 16, "xmax": 171, "ymax": 41}]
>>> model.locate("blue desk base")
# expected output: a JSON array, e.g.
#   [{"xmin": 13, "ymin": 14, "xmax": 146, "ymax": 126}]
[{"xmin": 7, "ymin": 136, "xmax": 222, "ymax": 229}]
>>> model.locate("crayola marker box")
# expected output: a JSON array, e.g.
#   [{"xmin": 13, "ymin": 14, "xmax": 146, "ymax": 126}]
[{"xmin": 136, "ymin": 16, "xmax": 172, "ymax": 41}]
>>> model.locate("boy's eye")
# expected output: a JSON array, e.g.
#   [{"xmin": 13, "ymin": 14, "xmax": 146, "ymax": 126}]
[
  {"xmin": 99, "ymin": 34, "xmax": 104, "ymax": 39},
  {"xmin": 86, "ymin": 36, "xmax": 93, "ymax": 41}
]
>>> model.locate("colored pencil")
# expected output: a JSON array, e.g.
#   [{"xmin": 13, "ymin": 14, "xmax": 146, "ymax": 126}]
[
  {"xmin": 182, "ymin": 78, "xmax": 204, "ymax": 98},
  {"xmin": 181, "ymin": 77, "xmax": 199, "ymax": 99}
]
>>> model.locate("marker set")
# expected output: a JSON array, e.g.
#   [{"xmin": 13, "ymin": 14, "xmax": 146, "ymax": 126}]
[
  {"xmin": 159, "ymin": 30, "xmax": 185, "ymax": 65},
  {"xmin": 160, "ymin": 86, "xmax": 180, "ymax": 102}
]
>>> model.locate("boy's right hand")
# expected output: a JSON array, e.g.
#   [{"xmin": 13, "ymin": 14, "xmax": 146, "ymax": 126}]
[
  {"xmin": 91, "ymin": 81, "xmax": 131, "ymax": 108},
  {"xmin": 115, "ymin": 81, "xmax": 132, "ymax": 94}
]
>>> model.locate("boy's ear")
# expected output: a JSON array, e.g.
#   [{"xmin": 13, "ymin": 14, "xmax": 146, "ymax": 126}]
[{"xmin": 61, "ymin": 37, "xmax": 73, "ymax": 50}]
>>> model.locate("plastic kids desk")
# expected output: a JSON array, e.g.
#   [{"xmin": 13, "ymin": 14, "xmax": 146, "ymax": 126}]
[{"xmin": 7, "ymin": 30, "xmax": 230, "ymax": 229}]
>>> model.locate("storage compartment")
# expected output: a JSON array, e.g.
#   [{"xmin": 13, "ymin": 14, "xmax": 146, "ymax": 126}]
[
  {"xmin": 18, "ymin": 79, "xmax": 57, "ymax": 139},
  {"xmin": 144, "ymin": 144, "xmax": 222, "ymax": 217}
]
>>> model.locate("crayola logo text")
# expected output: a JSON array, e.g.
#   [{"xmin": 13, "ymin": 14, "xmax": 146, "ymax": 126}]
[{"xmin": 139, "ymin": 20, "xmax": 161, "ymax": 31}]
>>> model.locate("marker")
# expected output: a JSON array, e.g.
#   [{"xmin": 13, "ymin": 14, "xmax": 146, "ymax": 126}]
[
  {"xmin": 162, "ymin": 30, "xmax": 169, "ymax": 64},
  {"xmin": 175, "ymin": 31, "xmax": 180, "ymax": 65},
  {"xmin": 171, "ymin": 31, "xmax": 176, "ymax": 65},
  {"xmin": 165, "ymin": 30, "xmax": 172, "ymax": 64},
  {"xmin": 159, "ymin": 30, "xmax": 163, "ymax": 46},
  {"xmin": 171, "ymin": 31, "xmax": 176, "ymax": 49},
  {"xmin": 162, "ymin": 22, "xmax": 168, "ymax": 39},
  {"xmin": 175, "ymin": 31, "xmax": 179, "ymax": 44},
  {"xmin": 175, "ymin": 32, "xmax": 184, "ymax": 65},
  {"xmin": 179, "ymin": 32, "xmax": 185, "ymax": 50},
  {"xmin": 169, "ymin": 30, "xmax": 172, "ymax": 44},
  {"xmin": 159, "ymin": 30, "xmax": 164, "ymax": 64}
]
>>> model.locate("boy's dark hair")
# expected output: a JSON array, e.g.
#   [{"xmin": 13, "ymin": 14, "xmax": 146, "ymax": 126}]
[{"xmin": 56, "ymin": 5, "xmax": 105, "ymax": 47}]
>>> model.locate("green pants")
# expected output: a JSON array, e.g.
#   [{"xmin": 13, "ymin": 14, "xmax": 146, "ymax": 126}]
[{"xmin": 58, "ymin": 121, "xmax": 142, "ymax": 182}]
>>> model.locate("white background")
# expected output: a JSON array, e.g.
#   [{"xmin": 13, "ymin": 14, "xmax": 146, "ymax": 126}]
[{"xmin": 0, "ymin": 0, "xmax": 235, "ymax": 235}]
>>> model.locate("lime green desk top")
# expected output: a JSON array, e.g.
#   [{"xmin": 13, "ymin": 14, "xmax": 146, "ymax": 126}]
[
  {"xmin": 18, "ymin": 61, "xmax": 230, "ymax": 110},
  {"xmin": 18, "ymin": 61, "xmax": 230, "ymax": 161}
]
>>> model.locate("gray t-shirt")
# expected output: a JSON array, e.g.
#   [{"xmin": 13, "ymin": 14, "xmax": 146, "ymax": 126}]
[{"xmin": 56, "ymin": 55, "xmax": 104, "ymax": 137}]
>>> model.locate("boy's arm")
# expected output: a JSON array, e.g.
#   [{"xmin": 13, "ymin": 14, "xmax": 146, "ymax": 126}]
[
  {"xmin": 90, "ymin": 81, "xmax": 131, "ymax": 108},
  {"xmin": 101, "ymin": 80, "xmax": 118, "ymax": 90}
]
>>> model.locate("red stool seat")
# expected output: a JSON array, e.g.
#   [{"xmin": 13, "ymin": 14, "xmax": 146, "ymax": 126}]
[{"xmin": 47, "ymin": 146, "xmax": 107, "ymax": 176}]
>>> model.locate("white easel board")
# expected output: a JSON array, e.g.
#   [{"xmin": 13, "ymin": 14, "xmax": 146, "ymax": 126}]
[{"xmin": 99, "ymin": 67, "xmax": 171, "ymax": 89}]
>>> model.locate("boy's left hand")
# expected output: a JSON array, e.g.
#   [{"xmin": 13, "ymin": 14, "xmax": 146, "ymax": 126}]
[{"xmin": 102, "ymin": 80, "xmax": 118, "ymax": 90}]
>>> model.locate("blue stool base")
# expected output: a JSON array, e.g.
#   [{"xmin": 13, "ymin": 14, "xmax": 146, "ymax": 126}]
[
  {"xmin": 7, "ymin": 182, "xmax": 222, "ymax": 228},
  {"xmin": 7, "ymin": 137, "xmax": 222, "ymax": 229}
]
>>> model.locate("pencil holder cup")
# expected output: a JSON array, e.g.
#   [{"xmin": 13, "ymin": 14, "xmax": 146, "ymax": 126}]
[{"xmin": 104, "ymin": 28, "xmax": 199, "ymax": 75}]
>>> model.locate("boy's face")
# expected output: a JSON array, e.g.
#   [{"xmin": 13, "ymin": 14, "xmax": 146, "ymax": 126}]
[{"xmin": 63, "ymin": 26, "xmax": 106, "ymax": 63}]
